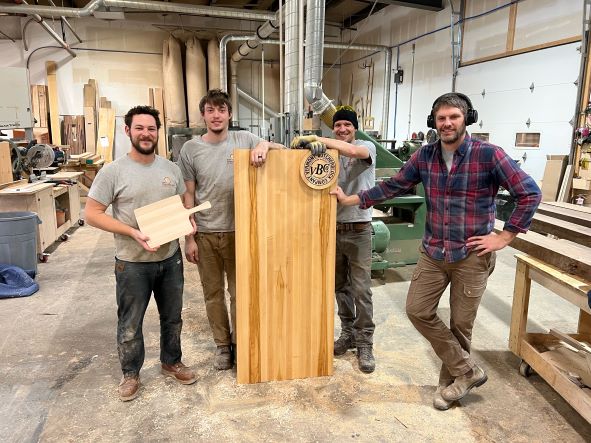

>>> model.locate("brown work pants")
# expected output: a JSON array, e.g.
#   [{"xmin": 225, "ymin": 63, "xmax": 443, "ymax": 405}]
[
  {"xmin": 195, "ymin": 232, "xmax": 236, "ymax": 346},
  {"xmin": 405, "ymin": 247, "xmax": 496, "ymax": 378}
]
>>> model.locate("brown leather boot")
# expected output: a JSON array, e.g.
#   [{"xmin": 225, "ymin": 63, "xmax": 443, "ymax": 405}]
[
  {"xmin": 161, "ymin": 362, "xmax": 197, "ymax": 385},
  {"xmin": 118, "ymin": 374, "xmax": 140, "ymax": 401}
]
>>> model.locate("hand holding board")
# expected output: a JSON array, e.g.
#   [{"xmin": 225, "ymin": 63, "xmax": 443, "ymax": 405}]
[{"xmin": 134, "ymin": 195, "xmax": 211, "ymax": 248}]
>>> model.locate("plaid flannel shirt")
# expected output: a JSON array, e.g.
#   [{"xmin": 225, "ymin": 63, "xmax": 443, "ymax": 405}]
[{"xmin": 358, "ymin": 135, "xmax": 542, "ymax": 263}]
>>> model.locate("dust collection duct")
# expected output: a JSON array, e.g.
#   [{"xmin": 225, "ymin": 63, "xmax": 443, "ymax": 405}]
[
  {"xmin": 163, "ymin": 35, "xmax": 186, "ymax": 128},
  {"xmin": 186, "ymin": 37, "xmax": 207, "ymax": 128}
]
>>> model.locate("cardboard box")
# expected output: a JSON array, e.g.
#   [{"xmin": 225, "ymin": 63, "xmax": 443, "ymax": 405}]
[
  {"xmin": 541, "ymin": 155, "xmax": 568, "ymax": 202},
  {"xmin": 573, "ymin": 177, "xmax": 591, "ymax": 190}
]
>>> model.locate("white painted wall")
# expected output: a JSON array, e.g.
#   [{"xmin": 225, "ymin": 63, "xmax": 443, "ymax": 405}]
[{"xmin": 337, "ymin": 0, "xmax": 583, "ymax": 181}]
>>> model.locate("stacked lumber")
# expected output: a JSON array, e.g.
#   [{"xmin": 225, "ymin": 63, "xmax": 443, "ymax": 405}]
[
  {"xmin": 45, "ymin": 61, "xmax": 60, "ymax": 145},
  {"xmin": 62, "ymin": 115, "xmax": 85, "ymax": 155},
  {"xmin": 496, "ymin": 202, "xmax": 591, "ymax": 281},
  {"xmin": 83, "ymin": 79, "xmax": 98, "ymax": 154}
]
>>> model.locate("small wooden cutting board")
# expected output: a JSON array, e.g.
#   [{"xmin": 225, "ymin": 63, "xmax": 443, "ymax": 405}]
[{"xmin": 134, "ymin": 195, "xmax": 211, "ymax": 248}]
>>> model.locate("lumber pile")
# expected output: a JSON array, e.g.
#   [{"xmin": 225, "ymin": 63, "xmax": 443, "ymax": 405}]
[
  {"xmin": 496, "ymin": 202, "xmax": 591, "ymax": 281},
  {"xmin": 62, "ymin": 115, "xmax": 85, "ymax": 155}
]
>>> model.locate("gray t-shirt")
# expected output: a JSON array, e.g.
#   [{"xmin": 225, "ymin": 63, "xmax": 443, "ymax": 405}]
[
  {"xmin": 337, "ymin": 139, "xmax": 376, "ymax": 223},
  {"xmin": 441, "ymin": 148, "xmax": 454, "ymax": 172},
  {"xmin": 88, "ymin": 154, "xmax": 186, "ymax": 262},
  {"xmin": 177, "ymin": 130, "xmax": 263, "ymax": 232}
]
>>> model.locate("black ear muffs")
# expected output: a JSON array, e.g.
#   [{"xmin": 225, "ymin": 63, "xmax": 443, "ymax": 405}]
[{"xmin": 427, "ymin": 92, "xmax": 478, "ymax": 129}]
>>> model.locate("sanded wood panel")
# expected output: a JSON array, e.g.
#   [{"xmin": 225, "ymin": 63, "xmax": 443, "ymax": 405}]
[
  {"xmin": 96, "ymin": 108, "xmax": 115, "ymax": 162},
  {"xmin": 234, "ymin": 149, "xmax": 337, "ymax": 384}
]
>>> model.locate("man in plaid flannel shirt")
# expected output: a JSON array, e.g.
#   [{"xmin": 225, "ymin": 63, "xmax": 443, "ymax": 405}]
[{"xmin": 331, "ymin": 92, "xmax": 541, "ymax": 410}]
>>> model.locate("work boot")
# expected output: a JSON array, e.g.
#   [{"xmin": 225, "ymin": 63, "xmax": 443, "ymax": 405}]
[
  {"xmin": 334, "ymin": 334, "xmax": 354, "ymax": 356},
  {"xmin": 161, "ymin": 361, "xmax": 197, "ymax": 385},
  {"xmin": 118, "ymin": 374, "xmax": 140, "ymax": 402},
  {"xmin": 441, "ymin": 364, "xmax": 488, "ymax": 402},
  {"xmin": 434, "ymin": 365, "xmax": 455, "ymax": 411},
  {"xmin": 214, "ymin": 345, "xmax": 233, "ymax": 370},
  {"xmin": 357, "ymin": 346, "xmax": 375, "ymax": 373}
]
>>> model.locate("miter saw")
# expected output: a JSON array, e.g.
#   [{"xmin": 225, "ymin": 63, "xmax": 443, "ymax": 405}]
[{"xmin": 4, "ymin": 139, "xmax": 65, "ymax": 180}]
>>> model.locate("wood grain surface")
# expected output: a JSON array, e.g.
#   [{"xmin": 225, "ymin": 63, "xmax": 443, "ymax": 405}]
[
  {"xmin": 234, "ymin": 149, "xmax": 338, "ymax": 384},
  {"xmin": 135, "ymin": 195, "xmax": 210, "ymax": 248}
]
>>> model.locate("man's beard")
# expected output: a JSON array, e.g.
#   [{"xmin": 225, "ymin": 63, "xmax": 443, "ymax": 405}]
[
  {"xmin": 130, "ymin": 136, "xmax": 157, "ymax": 155},
  {"xmin": 438, "ymin": 123, "xmax": 466, "ymax": 144}
]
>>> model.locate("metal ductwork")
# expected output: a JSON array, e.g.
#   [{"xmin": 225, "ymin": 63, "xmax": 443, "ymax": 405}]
[
  {"xmin": 0, "ymin": 0, "xmax": 275, "ymax": 21},
  {"xmin": 237, "ymin": 87, "xmax": 280, "ymax": 118}
]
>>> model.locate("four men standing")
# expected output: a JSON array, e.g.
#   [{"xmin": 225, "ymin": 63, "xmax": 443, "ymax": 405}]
[{"xmin": 88, "ymin": 91, "xmax": 541, "ymax": 411}]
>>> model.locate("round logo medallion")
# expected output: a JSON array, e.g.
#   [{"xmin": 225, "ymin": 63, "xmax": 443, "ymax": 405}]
[{"xmin": 300, "ymin": 152, "xmax": 338, "ymax": 189}]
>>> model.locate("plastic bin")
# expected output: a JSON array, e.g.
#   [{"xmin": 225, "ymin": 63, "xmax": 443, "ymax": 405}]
[{"xmin": 0, "ymin": 212, "xmax": 40, "ymax": 276}]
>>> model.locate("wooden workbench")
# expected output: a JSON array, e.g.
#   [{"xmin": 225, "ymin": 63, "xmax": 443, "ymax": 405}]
[
  {"xmin": 510, "ymin": 253, "xmax": 591, "ymax": 422},
  {"xmin": 0, "ymin": 174, "xmax": 83, "ymax": 257}
]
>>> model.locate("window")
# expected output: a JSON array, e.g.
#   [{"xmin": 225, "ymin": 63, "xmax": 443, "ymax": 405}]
[{"xmin": 515, "ymin": 133, "xmax": 540, "ymax": 148}]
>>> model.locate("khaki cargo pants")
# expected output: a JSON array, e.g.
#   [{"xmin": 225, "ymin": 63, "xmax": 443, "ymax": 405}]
[{"xmin": 405, "ymin": 247, "xmax": 496, "ymax": 378}]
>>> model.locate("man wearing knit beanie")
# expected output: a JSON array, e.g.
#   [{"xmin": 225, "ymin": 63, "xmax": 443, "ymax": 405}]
[{"xmin": 291, "ymin": 106, "xmax": 377, "ymax": 373}]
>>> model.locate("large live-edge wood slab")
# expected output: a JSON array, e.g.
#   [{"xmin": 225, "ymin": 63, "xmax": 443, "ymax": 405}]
[
  {"xmin": 234, "ymin": 149, "xmax": 338, "ymax": 384},
  {"xmin": 531, "ymin": 213, "xmax": 591, "ymax": 248},
  {"xmin": 536, "ymin": 203, "xmax": 591, "ymax": 228}
]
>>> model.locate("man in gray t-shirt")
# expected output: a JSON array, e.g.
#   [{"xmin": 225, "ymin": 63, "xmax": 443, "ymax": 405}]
[
  {"xmin": 178, "ymin": 89, "xmax": 284, "ymax": 371},
  {"xmin": 86, "ymin": 106, "xmax": 197, "ymax": 401},
  {"xmin": 291, "ymin": 107, "xmax": 377, "ymax": 373}
]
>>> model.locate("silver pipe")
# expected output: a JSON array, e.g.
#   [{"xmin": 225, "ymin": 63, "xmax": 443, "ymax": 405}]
[
  {"xmin": 298, "ymin": 0, "xmax": 304, "ymax": 133},
  {"xmin": 284, "ymin": 0, "xmax": 299, "ymax": 135},
  {"xmin": 261, "ymin": 45, "xmax": 265, "ymax": 133},
  {"xmin": 0, "ymin": 0, "xmax": 274, "ymax": 21},
  {"xmin": 237, "ymin": 87, "xmax": 280, "ymax": 118},
  {"xmin": 279, "ymin": 0, "xmax": 284, "ymax": 124},
  {"xmin": 382, "ymin": 48, "xmax": 392, "ymax": 138},
  {"xmin": 220, "ymin": 35, "xmax": 250, "ymax": 91},
  {"xmin": 303, "ymin": 0, "xmax": 325, "ymax": 107},
  {"xmin": 21, "ymin": 0, "xmax": 76, "ymax": 57},
  {"xmin": 0, "ymin": 0, "xmax": 101, "ymax": 18},
  {"xmin": 48, "ymin": 0, "xmax": 83, "ymax": 43}
]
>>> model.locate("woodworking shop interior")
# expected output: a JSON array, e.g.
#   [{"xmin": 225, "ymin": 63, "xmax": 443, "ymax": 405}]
[{"xmin": 2, "ymin": 0, "xmax": 591, "ymax": 441}]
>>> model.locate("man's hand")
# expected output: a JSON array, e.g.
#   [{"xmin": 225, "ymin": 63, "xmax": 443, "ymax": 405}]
[
  {"xmin": 185, "ymin": 235, "xmax": 199, "ymax": 264},
  {"xmin": 130, "ymin": 228, "xmax": 159, "ymax": 253},
  {"xmin": 308, "ymin": 141, "xmax": 326, "ymax": 156},
  {"xmin": 329, "ymin": 185, "xmax": 361, "ymax": 206},
  {"xmin": 250, "ymin": 142, "xmax": 270, "ymax": 168},
  {"xmin": 466, "ymin": 231, "xmax": 516, "ymax": 256},
  {"xmin": 290, "ymin": 135, "xmax": 318, "ymax": 149}
]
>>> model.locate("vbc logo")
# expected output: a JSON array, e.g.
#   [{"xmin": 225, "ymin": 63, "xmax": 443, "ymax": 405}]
[{"xmin": 300, "ymin": 152, "xmax": 337, "ymax": 189}]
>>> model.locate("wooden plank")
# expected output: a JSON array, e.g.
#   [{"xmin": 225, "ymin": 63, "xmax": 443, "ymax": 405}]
[
  {"xmin": 558, "ymin": 164, "xmax": 574, "ymax": 202},
  {"xmin": 536, "ymin": 203, "xmax": 591, "ymax": 228},
  {"xmin": 544, "ymin": 201, "xmax": 591, "ymax": 215},
  {"xmin": 461, "ymin": 35, "xmax": 581, "ymax": 67},
  {"xmin": 0, "ymin": 141, "xmax": 13, "ymax": 184},
  {"xmin": 135, "ymin": 196, "xmax": 210, "ymax": 248},
  {"xmin": 549, "ymin": 328, "xmax": 591, "ymax": 354},
  {"xmin": 83, "ymin": 83, "xmax": 96, "ymax": 108},
  {"xmin": 83, "ymin": 106, "xmax": 96, "ymax": 154},
  {"xmin": 530, "ymin": 213, "xmax": 591, "ymax": 248},
  {"xmin": 517, "ymin": 253, "xmax": 591, "ymax": 314},
  {"xmin": 509, "ymin": 259, "xmax": 531, "ymax": 355},
  {"xmin": 37, "ymin": 85, "xmax": 48, "ymax": 128},
  {"xmin": 96, "ymin": 108, "xmax": 115, "ymax": 162},
  {"xmin": 45, "ymin": 61, "xmax": 61, "ymax": 145},
  {"xmin": 495, "ymin": 220, "xmax": 591, "ymax": 281},
  {"xmin": 150, "ymin": 87, "xmax": 167, "ymax": 158},
  {"xmin": 30, "ymin": 85, "xmax": 40, "ymax": 127},
  {"xmin": 62, "ymin": 115, "xmax": 85, "ymax": 155},
  {"xmin": 235, "ymin": 149, "xmax": 337, "ymax": 383},
  {"xmin": 520, "ymin": 339, "xmax": 591, "ymax": 423},
  {"xmin": 506, "ymin": 2, "xmax": 517, "ymax": 52}
]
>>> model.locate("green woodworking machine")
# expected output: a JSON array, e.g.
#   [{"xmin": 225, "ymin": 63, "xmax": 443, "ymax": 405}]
[{"xmin": 356, "ymin": 131, "xmax": 426, "ymax": 274}]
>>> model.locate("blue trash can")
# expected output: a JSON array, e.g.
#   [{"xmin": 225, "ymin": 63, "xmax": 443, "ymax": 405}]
[{"xmin": 0, "ymin": 211, "xmax": 40, "ymax": 277}]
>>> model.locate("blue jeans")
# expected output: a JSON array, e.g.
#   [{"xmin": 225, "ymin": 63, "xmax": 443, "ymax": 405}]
[
  {"xmin": 335, "ymin": 226, "xmax": 375, "ymax": 347},
  {"xmin": 114, "ymin": 248, "xmax": 184, "ymax": 376}
]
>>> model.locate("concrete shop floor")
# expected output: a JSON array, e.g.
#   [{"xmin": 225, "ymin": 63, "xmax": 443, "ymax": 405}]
[{"xmin": 1, "ymin": 222, "xmax": 591, "ymax": 442}]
